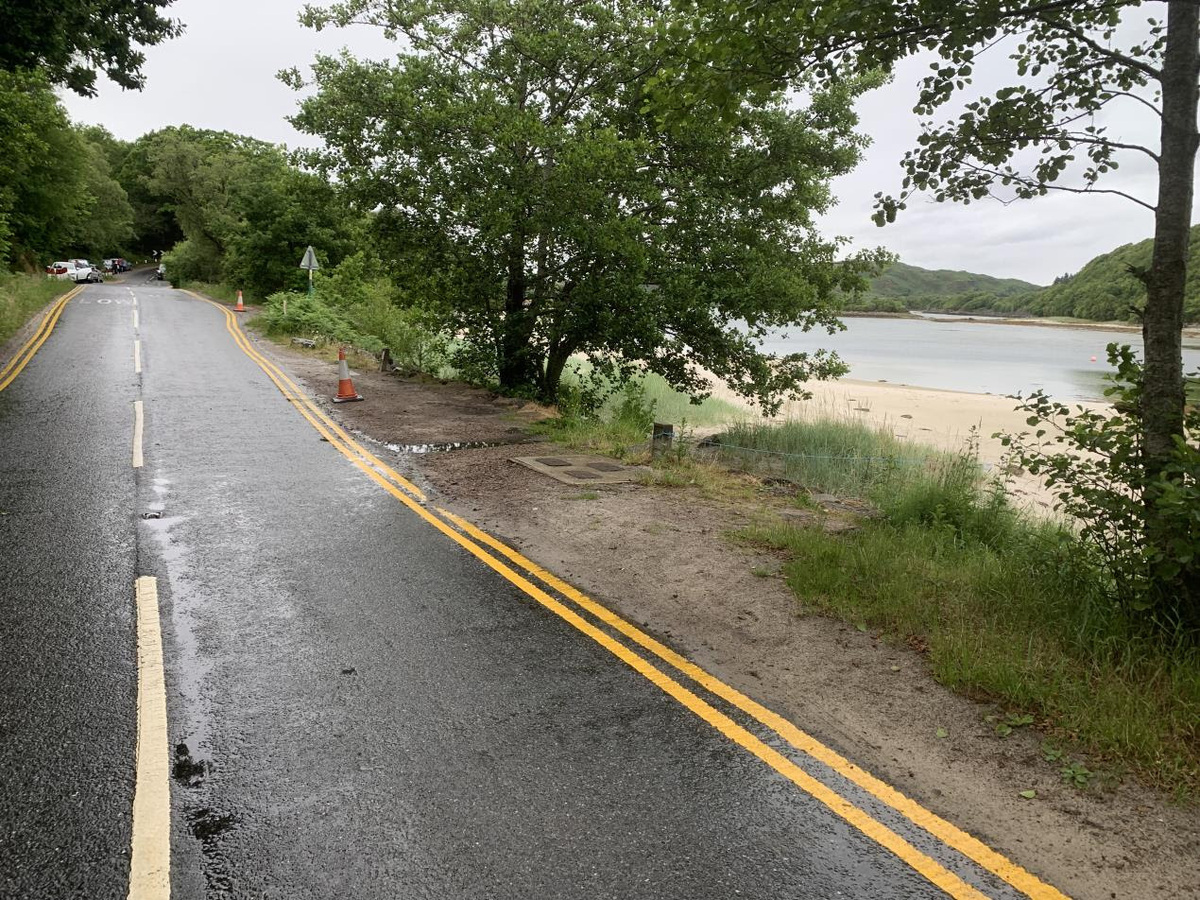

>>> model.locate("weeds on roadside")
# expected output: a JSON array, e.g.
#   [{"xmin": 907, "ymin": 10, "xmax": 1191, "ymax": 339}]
[{"xmin": 0, "ymin": 273, "xmax": 72, "ymax": 346}]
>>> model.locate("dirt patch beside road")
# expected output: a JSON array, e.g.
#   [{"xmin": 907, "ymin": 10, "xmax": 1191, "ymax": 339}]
[{"xmin": 249, "ymin": 328, "xmax": 1199, "ymax": 900}]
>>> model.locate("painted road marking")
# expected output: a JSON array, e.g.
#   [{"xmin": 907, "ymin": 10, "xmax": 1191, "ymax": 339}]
[
  {"xmin": 434, "ymin": 511, "xmax": 1067, "ymax": 900},
  {"xmin": 134, "ymin": 309, "xmax": 140, "ymax": 330},
  {"xmin": 184, "ymin": 291, "xmax": 426, "ymax": 502},
  {"xmin": 129, "ymin": 576, "xmax": 170, "ymax": 900},
  {"xmin": 0, "ymin": 286, "xmax": 81, "ymax": 392},
  {"xmin": 134, "ymin": 340, "xmax": 142, "ymax": 375},
  {"xmin": 132, "ymin": 401, "xmax": 144, "ymax": 469},
  {"xmin": 190, "ymin": 290, "xmax": 1068, "ymax": 899}
]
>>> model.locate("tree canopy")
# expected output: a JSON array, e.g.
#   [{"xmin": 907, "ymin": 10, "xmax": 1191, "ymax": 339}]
[
  {"xmin": 141, "ymin": 127, "xmax": 357, "ymax": 297},
  {"xmin": 0, "ymin": 0, "xmax": 182, "ymax": 95},
  {"xmin": 0, "ymin": 71, "xmax": 134, "ymax": 267},
  {"xmin": 288, "ymin": 0, "xmax": 886, "ymax": 409}
]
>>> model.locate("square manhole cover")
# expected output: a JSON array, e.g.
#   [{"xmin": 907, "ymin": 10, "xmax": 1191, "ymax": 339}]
[{"xmin": 512, "ymin": 455, "xmax": 649, "ymax": 485}]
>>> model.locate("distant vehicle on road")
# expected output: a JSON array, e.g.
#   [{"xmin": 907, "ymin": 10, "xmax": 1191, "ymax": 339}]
[
  {"xmin": 45, "ymin": 262, "xmax": 71, "ymax": 280},
  {"xmin": 67, "ymin": 260, "xmax": 103, "ymax": 283},
  {"xmin": 155, "ymin": 264, "xmax": 165, "ymax": 280}
]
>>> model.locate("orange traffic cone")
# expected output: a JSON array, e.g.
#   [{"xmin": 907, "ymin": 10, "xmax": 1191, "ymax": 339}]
[
  {"xmin": 333, "ymin": 346, "xmax": 363, "ymax": 403},
  {"xmin": 234, "ymin": 290, "xmax": 246, "ymax": 312}
]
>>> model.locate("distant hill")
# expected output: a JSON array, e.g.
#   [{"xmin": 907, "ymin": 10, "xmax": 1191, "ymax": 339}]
[
  {"xmin": 852, "ymin": 228, "xmax": 1200, "ymax": 324},
  {"xmin": 867, "ymin": 261, "xmax": 1039, "ymax": 300},
  {"xmin": 1019, "ymin": 224, "xmax": 1200, "ymax": 322}
]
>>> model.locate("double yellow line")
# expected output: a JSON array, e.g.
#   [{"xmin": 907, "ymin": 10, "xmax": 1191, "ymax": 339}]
[
  {"xmin": 0, "ymin": 285, "xmax": 82, "ymax": 393},
  {"xmin": 190, "ymin": 291, "xmax": 1068, "ymax": 900}
]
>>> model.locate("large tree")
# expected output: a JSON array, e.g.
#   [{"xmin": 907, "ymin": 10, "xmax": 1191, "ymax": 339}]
[
  {"xmin": 0, "ymin": 0, "xmax": 182, "ymax": 95},
  {"xmin": 288, "ymin": 0, "xmax": 884, "ymax": 409},
  {"xmin": 656, "ymin": 0, "xmax": 1199, "ymax": 625}
]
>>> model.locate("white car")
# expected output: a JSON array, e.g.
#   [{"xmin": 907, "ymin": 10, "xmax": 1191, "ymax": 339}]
[
  {"xmin": 46, "ymin": 262, "xmax": 71, "ymax": 280},
  {"xmin": 68, "ymin": 259, "xmax": 103, "ymax": 283}
]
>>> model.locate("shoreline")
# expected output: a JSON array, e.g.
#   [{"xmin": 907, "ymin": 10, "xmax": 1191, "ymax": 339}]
[{"xmin": 843, "ymin": 310, "xmax": 1200, "ymax": 339}]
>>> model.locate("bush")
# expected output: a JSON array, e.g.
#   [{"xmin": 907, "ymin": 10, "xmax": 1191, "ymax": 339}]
[
  {"xmin": 259, "ymin": 290, "xmax": 377, "ymax": 349},
  {"xmin": 162, "ymin": 238, "xmax": 221, "ymax": 286},
  {"xmin": 1001, "ymin": 344, "xmax": 1200, "ymax": 635}
]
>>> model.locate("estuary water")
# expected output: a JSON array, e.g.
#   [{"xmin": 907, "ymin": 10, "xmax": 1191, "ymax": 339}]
[{"xmin": 760, "ymin": 315, "xmax": 1200, "ymax": 402}]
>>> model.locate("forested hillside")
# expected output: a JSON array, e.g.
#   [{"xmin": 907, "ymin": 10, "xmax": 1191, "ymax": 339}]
[
  {"xmin": 869, "ymin": 261, "xmax": 1038, "ymax": 299},
  {"xmin": 1019, "ymin": 226, "xmax": 1200, "ymax": 322},
  {"xmin": 853, "ymin": 230, "xmax": 1200, "ymax": 324}
]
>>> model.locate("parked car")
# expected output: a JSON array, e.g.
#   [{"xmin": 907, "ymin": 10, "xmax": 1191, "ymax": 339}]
[
  {"xmin": 68, "ymin": 259, "xmax": 103, "ymax": 283},
  {"xmin": 45, "ymin": 262, "xmax": 71, "ymax": 280}
]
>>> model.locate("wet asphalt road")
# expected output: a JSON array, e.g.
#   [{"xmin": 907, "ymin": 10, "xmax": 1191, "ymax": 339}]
[{"xmin": 0, "ymin": 282, "xmax": 1026, "ymax": 899}]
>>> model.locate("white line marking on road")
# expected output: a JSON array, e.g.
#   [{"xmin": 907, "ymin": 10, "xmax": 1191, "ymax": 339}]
[
  {"xmin": 132, "ymin": 400, "xmax": 144, "ymax": 468},
  {"xmin": 133, "ymin": 309, "xmax": 139, "ymax": 330},
  {"xmin": 129, "ymin": 576, "xmax": 170, "ymax": 900},
  {"xmin": 134, "ymin": 340, "xmax": 142, "ymax": 375}
]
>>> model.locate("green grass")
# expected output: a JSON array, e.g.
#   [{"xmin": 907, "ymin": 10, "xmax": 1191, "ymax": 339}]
[
  {"xmin": 714, "ymin": 417, "xmax": 964, "ymax": 506},
  {"xmin": 719, "ymin": 416, "xmax": 1200, "ymax": 792},
  {"xmin": 539, "ymin": 372, "xmax": 744, "ymax": 457},
  {"xmin": 178, "ymin": 281, "xmax": 260, "ymax": 305},
  {"xmin": 612, "ymin": 372, "xmax": 743, "ymax": 428},
  {"xmin": 741, "ymin": 514, "xmax": 1199, "ymax": 791},
  {"xmin": 0, "ymin": 273, "xmax": 73, "ymax": 346}
]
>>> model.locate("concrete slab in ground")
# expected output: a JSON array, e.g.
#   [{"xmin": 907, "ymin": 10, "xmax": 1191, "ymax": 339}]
[{"xmin": 511, "ymin": 454, "xmax": 648, "ymax": 485}]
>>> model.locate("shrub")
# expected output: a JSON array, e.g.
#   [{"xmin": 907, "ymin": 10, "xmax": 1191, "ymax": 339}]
[
  {"xmin": 1001, "ymin": 344, "xmax": 1200, "ymax": 635},
  {"xmin": 259, "ymin": 290, "xmax": 377, "ymax": 349}
]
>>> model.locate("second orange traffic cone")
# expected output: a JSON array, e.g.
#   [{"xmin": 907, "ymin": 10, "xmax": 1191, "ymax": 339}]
[
  {"xmin": 333, "ymin": 346, "xmax": 363, "ymax": 403},
  {"xmin": 234, "ymin": 290, "xmax": 246, "ymax": 312}
]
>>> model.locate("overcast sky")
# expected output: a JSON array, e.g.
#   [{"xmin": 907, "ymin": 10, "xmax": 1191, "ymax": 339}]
[{"xmin": 62, "ymin": 0, "xmax": 1173, "ymax": 286}]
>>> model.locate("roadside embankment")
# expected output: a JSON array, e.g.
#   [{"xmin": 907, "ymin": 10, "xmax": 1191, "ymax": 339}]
[{"xmin": 0, "ymin": 273, "xmax": 74, "ymax": 348}]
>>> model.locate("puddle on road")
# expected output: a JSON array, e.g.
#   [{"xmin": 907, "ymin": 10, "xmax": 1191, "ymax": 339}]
[
  {"xmin": 173, "ymin": 741, "xmax": 210, "ymax": 789},
  {"xmin": 140, "ymin": 473, "xmax": 215, "ymax": 767},
  {"xmin": 347, "ymin": 428, "xmax": 504, "ymax": 455},
  {"xmin": 186, "ymin": 805, "xmax": 238, "ymax": 897}
]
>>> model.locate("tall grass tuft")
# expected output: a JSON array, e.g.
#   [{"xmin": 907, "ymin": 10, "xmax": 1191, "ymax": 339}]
[
  {"xmin": 714, "ymin": 417, "xmax": 969, "ymax": 509},
  {"xmin": 743, "ymin": 513, "xmax": 1199, "ymax": 789},
  {"xmin": 0, "ymin": 273, "xmax": 73, "ymax": 346}
]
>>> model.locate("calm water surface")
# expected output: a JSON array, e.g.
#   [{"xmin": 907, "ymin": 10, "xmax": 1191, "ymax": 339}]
[{"xmin": 761, "ymin": 315, "xmax": 1200, "ymax": 401}]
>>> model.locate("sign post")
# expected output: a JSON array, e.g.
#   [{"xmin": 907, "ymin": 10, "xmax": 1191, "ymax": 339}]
[{"xmin": 299, "ymin": 246, "xmax": 320, "ymax": 298}]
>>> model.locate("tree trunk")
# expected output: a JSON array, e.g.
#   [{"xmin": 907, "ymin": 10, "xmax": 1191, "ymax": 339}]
[
  {"xmin": 1143, "ymin": 0, "xmax": 1199, "ymax": 626},
  {"xmin": 497, "ymin": 235, "xmax": 539, "ymax": 392},
  {"xmin": 541, "ymin": 340, "xmax": 574, "ymax": 404},
  {"xmin": 1143, "ymin": 1, "xmax": 1199, "ymax": 470}
]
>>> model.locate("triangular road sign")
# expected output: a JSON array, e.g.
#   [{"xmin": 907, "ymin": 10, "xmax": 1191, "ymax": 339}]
[{"xmin": 299, "ymin": 246, "xmax": 320, "ymax": 270}]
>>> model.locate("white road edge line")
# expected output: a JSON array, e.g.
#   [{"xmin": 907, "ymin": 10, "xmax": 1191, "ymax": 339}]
[
  {"xmin": 129, "ymin": 576, "xmax": 170, "ymax": 900},
  {"xmin": 132, "ymin": 400, "xmax": 144, "ymax": 468},
  {"xmin": 134, "ymin": 340, "xmax": 142, "ymax": 375}
]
